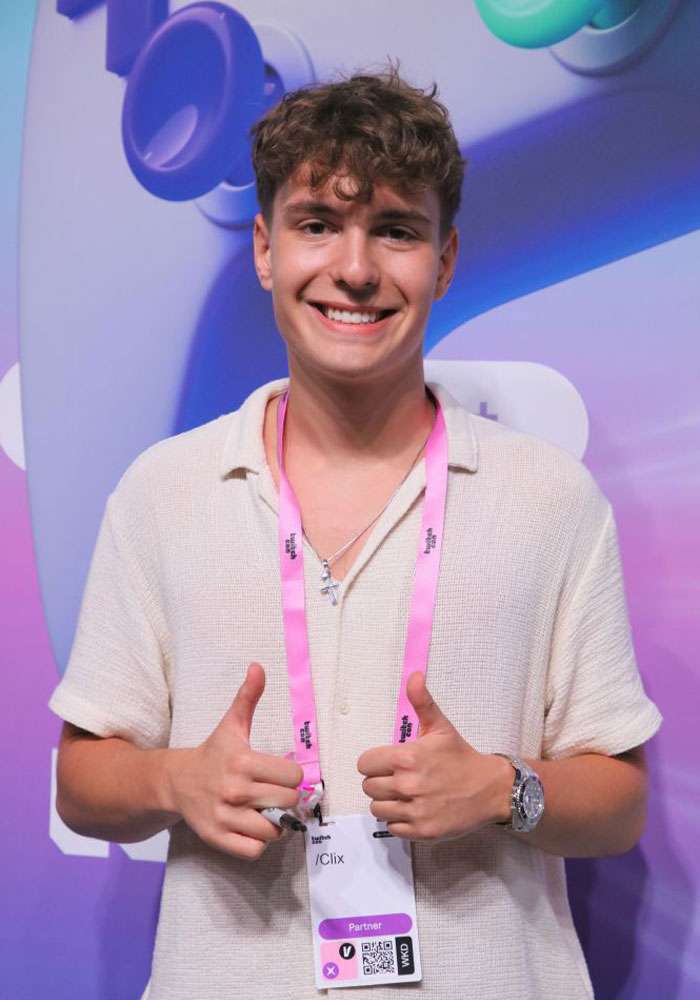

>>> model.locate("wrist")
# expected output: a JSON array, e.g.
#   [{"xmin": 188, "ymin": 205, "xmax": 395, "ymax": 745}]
[
  {"xmin": 489, "ymin": 753, "xmax": 516, "ymax": 825},
  {"xmin": 494, "ymin": 755, "xmax": 546, "ymax": 832},
  {"xmin": 152, "ymin": 747, "xmax": 187, "ymax": 821}
]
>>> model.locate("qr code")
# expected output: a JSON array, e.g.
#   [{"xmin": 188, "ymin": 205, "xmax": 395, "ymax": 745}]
[{"xmin": 361, "ymin": 940, "xmax": 396, "ymax": 976}]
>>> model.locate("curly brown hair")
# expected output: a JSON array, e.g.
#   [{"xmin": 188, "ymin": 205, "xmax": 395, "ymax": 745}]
[{"xmin": 250, "ymin": 66, "xmax": 466, "ymax": 240}]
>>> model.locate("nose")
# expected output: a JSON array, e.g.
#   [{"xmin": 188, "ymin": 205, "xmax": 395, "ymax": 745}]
[{"xmin": 329, "ymin": 227, "xmax": 380, "ymax": 295}]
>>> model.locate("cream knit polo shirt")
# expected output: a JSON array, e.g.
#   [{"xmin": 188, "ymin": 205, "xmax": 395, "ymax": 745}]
[{"xmin": 49, "ymin": 378, "xmax": 661, "ymax": 1000}]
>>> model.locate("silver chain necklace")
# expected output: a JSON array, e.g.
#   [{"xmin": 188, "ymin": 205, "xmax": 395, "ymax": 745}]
[{"xmin": 299, "ymin": 406, "xmax": 436, "ymax": 606}]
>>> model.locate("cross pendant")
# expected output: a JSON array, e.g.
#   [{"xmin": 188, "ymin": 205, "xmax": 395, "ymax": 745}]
[{"xmin": 319, "ymin": 560, "xmax": 339, "ymax": 605}]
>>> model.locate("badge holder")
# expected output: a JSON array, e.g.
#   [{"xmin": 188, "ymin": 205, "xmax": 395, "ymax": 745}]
[{"xmin": 304, "ymin": 814, "xmax": 422, "ymax": 989}]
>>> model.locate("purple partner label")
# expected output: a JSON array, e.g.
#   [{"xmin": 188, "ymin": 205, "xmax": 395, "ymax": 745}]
[{"xmin": 319, "ymin": 913, "xmax": 412, "ymax": 939}]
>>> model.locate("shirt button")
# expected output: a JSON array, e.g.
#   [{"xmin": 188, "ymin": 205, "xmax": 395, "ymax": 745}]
[{"xmin": 339, "ymin": 699, "xmax": 350, "ymax": 715}]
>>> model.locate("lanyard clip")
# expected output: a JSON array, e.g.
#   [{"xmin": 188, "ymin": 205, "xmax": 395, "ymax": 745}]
[
  {"xmin": 286, "ymin": 751, "xmax": 324, "ymax": 820},
  {"xmin": 297, "ymin": 778, "xmax": 324, "ymax": 820}
]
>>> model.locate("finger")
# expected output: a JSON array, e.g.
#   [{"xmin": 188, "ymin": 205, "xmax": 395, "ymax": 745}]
[
  {"xmin": 249, "ymin": 751, "xmax": 304, "ymax": 788},
  {"xmin": 221, "ymin": 806, "xmax": 285, "ymax": 843},
  {"xmin": 386, "ymin": 821, "xmax": 444, "ymax": 843},
  {"xmin": 216, "ymin": 831, "xmax": 271, "ymax": 861},
  {"xmin": 362, "ymin": 776, "xmax": 410, "ymax": 802},
  {"xmin": 369, "ymin": 799, "xmax": 412, "ymax": 824},
  {"xmin": 224, "ymin": 663, "xmax": 266, "ymax": 741},
  {"xmin": 384, "ymin": 822, "xmax": 416, "ymax": 841},
  {"xmin": 357, "ymin": 745, "xmax": 398, "ymax": 777},
  {"xmin": 247, "ymin": 782, "xmax": 301, "ymax": 811},
  {"xmin": 406, "ymin": 671, "xmax": 448, "ymax": 736}
]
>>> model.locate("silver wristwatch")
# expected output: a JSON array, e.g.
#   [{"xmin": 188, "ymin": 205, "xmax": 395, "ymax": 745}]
[{"xmin": 496, "ymin": 755, "xmax": 545, "ymax": 833}]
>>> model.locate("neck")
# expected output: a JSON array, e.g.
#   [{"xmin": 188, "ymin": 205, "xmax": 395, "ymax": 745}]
[{"xmin": 283, "ymin": 359, "xmax": 432, "ymax": 465}]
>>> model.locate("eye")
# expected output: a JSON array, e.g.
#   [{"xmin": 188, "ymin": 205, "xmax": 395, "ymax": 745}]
[
  {"xmin": 383, "ymin": 226, "xmax": 416, "ymax": 243},
  {"xmin": 300, "ymin": 220, "xmax": 331, "ymax": 236}
]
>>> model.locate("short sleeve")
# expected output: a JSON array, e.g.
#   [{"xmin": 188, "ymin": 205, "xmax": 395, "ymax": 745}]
[
  {"xmin": 48, "ymin": 493, "xmax": 171, "ymax": 749},
  {"xmin": 543, "ymin": 503, "xmax": 661, "ymax": 760}
]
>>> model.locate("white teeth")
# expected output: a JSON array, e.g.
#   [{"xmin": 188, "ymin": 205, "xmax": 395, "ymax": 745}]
[{"xmin": 323, "ymin": 306, "xmax": 381, "ymax": 325}]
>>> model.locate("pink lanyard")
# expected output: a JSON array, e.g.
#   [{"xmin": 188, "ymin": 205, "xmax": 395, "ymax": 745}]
[{"xmin": 277, "ymin": 388, "xmax": 449, "ymax": 812}]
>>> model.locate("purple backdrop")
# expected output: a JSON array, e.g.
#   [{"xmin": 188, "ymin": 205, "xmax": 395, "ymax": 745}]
[{"xmin": 1, "ymin": 2, "xmax": 698, "ymax": 998}]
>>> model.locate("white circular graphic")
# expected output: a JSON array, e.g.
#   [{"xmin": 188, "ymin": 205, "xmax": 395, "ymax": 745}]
[
  {"xmin": 551, "ymin": 0, "xmax": 686, "ymax": 75},
  {"xmin": 0, "ymin": 362, "xmax": 25, "ymax": 470}
]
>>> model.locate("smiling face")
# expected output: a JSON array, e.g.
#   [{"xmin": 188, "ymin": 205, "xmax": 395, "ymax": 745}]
[{"xmin": 253, "ymin": 168, "xmax": 458, "ymax": 390}]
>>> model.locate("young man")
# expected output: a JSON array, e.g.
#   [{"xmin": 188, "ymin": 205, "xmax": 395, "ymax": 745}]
[{"xmin": 51, "ymin": 71, "xmax": 661, "ymax": 999}]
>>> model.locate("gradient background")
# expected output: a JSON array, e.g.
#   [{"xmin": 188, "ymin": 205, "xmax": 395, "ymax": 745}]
[{"xmin": 1, "ymin": 1, "xmax": 698, "ymax": 998}]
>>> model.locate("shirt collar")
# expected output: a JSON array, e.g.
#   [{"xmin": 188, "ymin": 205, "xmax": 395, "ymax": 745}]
[
  {"xmin": 430, "ymin": 380, "xmax": 479, "ymax": 472},
  {"xmin": 219, "ymin": 377, "xmax": 479, "ymax": 478}
]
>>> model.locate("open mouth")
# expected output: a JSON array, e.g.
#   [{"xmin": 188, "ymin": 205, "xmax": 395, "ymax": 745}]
[{"xmin": 310, "ymin": 303, "xmax": 396, "ymax": 326}]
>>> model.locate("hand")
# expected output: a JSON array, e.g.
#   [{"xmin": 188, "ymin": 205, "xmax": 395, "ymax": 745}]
[
  {"xmin": 166, "ymin": 662, "xmax": 304, "ymax": 860},
  {"xmin": 357, "ymin": 671, "xmax": 512, "ymax": 843}
]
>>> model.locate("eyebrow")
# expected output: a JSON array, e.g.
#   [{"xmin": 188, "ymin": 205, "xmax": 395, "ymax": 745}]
[
  {"xmin": 375, "ymin": 208, "xmax": 433, "ymax": 227},
  {"xmin": 282, "ymin": 199, "xmax": 433, "ymax": 228}
]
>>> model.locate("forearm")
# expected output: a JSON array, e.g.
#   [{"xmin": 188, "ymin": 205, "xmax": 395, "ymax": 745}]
[
  {"xmin": 56, "ymin": 723, "xmax": 184, "ymax": 842},
  {"xmin": 507, "ymin": 748, "xmax": 648, "ymax": 858}
]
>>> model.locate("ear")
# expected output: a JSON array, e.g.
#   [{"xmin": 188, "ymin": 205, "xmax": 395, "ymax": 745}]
[
  {"xmin": 253, "ymin": 212, "xmax": 273, "ymax": 292},
  {"xmin": 434, "ymin": 225, "xmax": 459, "ymax": 302}
]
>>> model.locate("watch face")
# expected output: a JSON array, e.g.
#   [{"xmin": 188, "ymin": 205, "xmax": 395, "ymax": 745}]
[{"xmin": 521, "ymin": 778, "xmax": 545, "ymax": 821}]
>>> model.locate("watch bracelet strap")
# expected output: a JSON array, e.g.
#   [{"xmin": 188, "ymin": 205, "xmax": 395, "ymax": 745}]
[{"xmin": 493, "ymin": 753, "xmax": 540, "ymax": 831}]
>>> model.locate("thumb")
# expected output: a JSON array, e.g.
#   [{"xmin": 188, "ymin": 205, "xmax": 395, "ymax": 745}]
[
  {"xmin": 224, "ymin": 662, "xmax": 266, "ymax": 742},
  {"xmin": 406, "ymin": 671, "xmax": 449, "ymax": 736}
]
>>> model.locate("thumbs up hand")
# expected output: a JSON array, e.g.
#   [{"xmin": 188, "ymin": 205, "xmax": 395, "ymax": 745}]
[
  {"xmin": 357, "ymin": 672, "xmax": 513, "ymax": 843},
  {"xmin": 167, "ymin": 662, "xmax": 304, "ymax": 860}
]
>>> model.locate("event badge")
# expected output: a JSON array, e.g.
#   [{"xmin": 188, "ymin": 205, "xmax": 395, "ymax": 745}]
[{"xmin": 305, "ymin": 813, "xmax": 422, "ymax": 989}]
